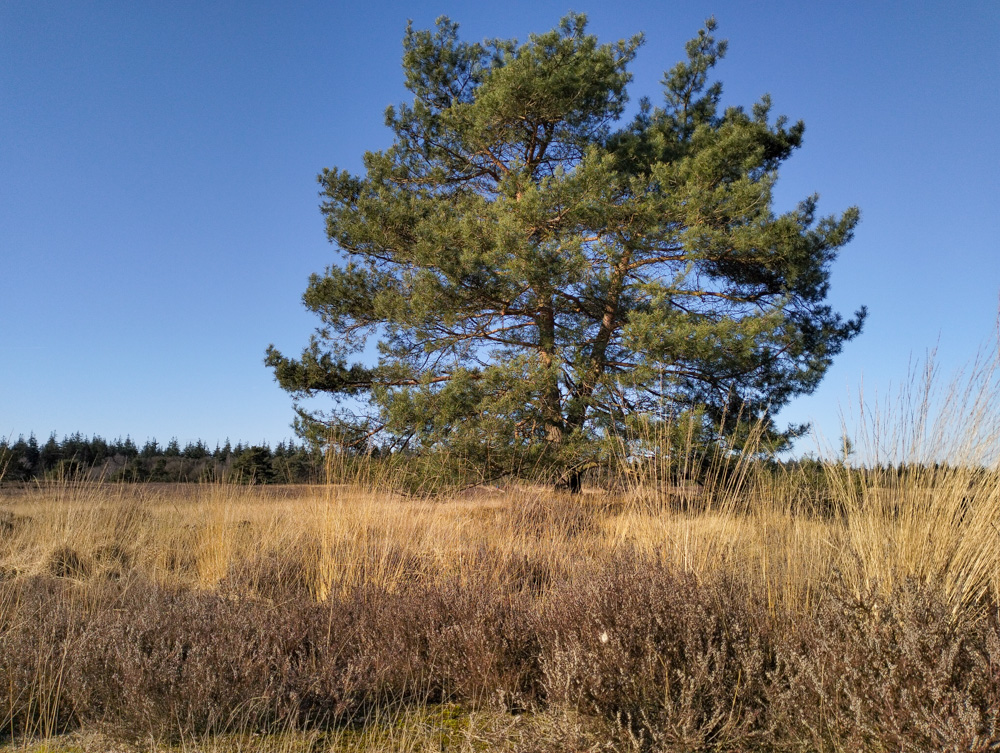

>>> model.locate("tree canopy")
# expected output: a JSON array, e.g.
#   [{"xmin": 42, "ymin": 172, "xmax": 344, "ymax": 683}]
[{"xmin": 266, "ymin": 14, "xmax": 865, "ymax": 486}]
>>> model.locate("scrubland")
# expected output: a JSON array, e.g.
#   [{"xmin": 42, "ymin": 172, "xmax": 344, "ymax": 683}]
[
  {"xmin": 3, "ymin": 362, "xmax": 1000, "ymax": 751},
  {"xmin": 1, "ymin": 463, "xmax": 999, "ymax": 752}
]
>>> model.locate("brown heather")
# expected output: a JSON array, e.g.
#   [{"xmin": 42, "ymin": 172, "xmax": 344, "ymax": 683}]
[{"xmin": 2, "ymin": 357, "xmax": 1000, "ymax": 751}]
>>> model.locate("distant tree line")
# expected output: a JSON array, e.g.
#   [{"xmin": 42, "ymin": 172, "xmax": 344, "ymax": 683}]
[
  {"xmin": 0, "ymin": 431, "xmax": 981, "ymax": 501},
  {"xmin": 0, "ymin": 433, "xmax": 325, "ymax": 484}
]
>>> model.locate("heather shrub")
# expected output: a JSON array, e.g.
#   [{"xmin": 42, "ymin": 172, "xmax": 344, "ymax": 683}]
[
  {"xmin": 0, "ymin": 577, "xmax": 82, "ymax": 738},
  {"xmin": 493, "ymin": 549, "xmax": 553, "ymax": 595},
  {"xmin": 2, "ymin": 570, "xmax": 543, "ymax": 742},
  {"xmin": 3, "ymin": 464, "xmax": 1000, "ymax": 750},
  {"xmin": 61, "ymin": 578, "xmax": 372, "ymax": 739},
  {"xmin": 538, "ymin": 556, "xmax": 775, "ymax": 751},
  {"xmin": 771, "ymin": 581, "xmax": 1000, "ymax": 752},
  {"xmin": 5, "ymin": 552, "xmax": 1000, "ymax": 750},
  {"xmin": 334, "ymin": 573, "xmax": 541, "ymax": 714}
]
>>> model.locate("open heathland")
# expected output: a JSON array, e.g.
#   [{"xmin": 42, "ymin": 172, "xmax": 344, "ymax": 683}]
[{"xmin": 1, "ymin": 462, "xmax": 999, "ymax": 752}]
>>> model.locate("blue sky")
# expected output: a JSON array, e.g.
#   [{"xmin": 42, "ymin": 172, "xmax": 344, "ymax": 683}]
[{"xmin": 2, "ymin": 1, "xmax": 998, "ymax": 451}]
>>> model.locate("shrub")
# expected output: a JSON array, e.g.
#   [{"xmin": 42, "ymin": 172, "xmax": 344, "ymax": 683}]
[
  {"xmin": 770, "ymin": 581, "xmax": 1000, "ymax": 752},
  {"xmin": 0, "ymin": 577, "xmax": 82, "ymax": 738},
  {"xmin": 538, "ymin": 556, "xmax": 775, "ymax": 751},
  {"xmin": 63, "ymin": 579, "xmax": 359, "ymax": 738},
  {"xmin": 3, "ymin": 546, "xmax": 1000, "ymax": 750}
]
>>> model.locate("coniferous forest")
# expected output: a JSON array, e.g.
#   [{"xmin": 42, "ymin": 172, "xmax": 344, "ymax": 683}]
[{"xmin": 0, "ymin": 433, "xmax": 325, "ymax": 484}]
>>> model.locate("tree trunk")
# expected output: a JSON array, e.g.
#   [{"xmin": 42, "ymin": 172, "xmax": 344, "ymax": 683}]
[
  {"xmin": 565, "ymin": 468, "xmax": 581, "ymax": 494},
  {"xmin": 537, "ymin": 299, "xmax": 564, "ymax": 446},
  {"xmin": 556, "ymin": 463, "xmax": 599, "ymax": 494},
  {"xmin": 565, "ymin": 250, "xmax": 631, "ymax": 432}
]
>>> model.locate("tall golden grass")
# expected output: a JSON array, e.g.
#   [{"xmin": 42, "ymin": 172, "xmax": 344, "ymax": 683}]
[{"xmin": 2, "ymin": 348, "xmax": 1000, "ymax": 750}]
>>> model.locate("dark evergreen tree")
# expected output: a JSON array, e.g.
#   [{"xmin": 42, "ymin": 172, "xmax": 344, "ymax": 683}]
[
  {"xmin": 183, "ymin": 440, "xmax": 208, "ymax": 459},
  {"xmin": 230, "ymin": 445, "xmax": 275, "ymax": 485},
  {"xmin": 114, "ymin": 437, "xmax": 139, "ymax": 459},
  {"xmin": 2, "ymin": 435, "xmax": 41, "ymax": 480},
  {"xmin": 0, "ymin": 439, "xmax": 25, "ymax": 481},
  {"xmin": 62, "ymin": 432, "xmax": 87, "ymax": 464},
  {"xmin": 40, "ymin": 433, "xmax": 62, "ymax": 471},
  {"xmin": 24, "ymin": 434, "xmax": 40, "ymax": 470},
  {"xmin": 126, "ymin": 437, "xmax": 139, "ymax": 458},
  {"xmin": 115, "ymin": 459, "xmax": 148, "ymax": 482},
  {"xmin": 90, "ymin": 436, "xmax": 109, "ymax": 464},
  {"xmin": 284, "ymin": 17, "xmax": 856, "ymax": 486},
  {"xmin": 149, "ymin": 457, "xmax": 169, "ymax": 482}
]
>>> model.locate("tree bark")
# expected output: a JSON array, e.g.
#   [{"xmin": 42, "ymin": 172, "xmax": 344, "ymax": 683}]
[
  {"xmin": 565, "ymin": 249, "xmax": 631, "ymax": 431},
  {"xmin": 537, "ymin": 298, "xmax": 564, "ymax": 446}
]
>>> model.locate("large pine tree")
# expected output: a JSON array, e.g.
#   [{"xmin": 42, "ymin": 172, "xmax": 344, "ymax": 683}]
[{"xmin": 267, "ymin": 15, "xmax": 865, "ymax": 487}]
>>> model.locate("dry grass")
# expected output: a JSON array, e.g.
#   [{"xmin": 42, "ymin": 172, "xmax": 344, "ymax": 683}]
[
  {"xmin": 4, "ymin": 353, "xmax": 1000, "ymax": 750},
  {"xmin": 3, "ymin": 458, "xmax": 996, "ymax": 615},
  {"xmin": 2, "ymin": 462, "xmax": 999, "ymax": 751}
]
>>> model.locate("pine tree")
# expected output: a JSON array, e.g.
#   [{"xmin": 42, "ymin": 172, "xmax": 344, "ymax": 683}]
[
  {"xmin": 267, "ymin": 15, "xmax": 865, "ymax": 489},
  {"xmin": 113, "ymin": 437, "xmax": 139, "ymax": 459},
  {"xmin": 40, "ymin": 433, "xmax": 62, "ymax": 471},
  {"xmin": 215, "ymin": 440, "xmax": 232, "ymax": 461},
  {"xmin": 183, "ymin": 440, "xmax": 208, "ymax": 460},
  {"xmin": 230, "ymin": 445, "xmax": 274, "ymax": 485}
]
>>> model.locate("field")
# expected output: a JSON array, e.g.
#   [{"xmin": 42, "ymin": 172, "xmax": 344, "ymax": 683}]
[{"xmin": 2, "ymin": 455, "xmax": 999, "ymax": 751}]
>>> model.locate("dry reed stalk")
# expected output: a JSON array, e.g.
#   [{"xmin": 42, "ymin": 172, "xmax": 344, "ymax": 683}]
[{"xmin": 821, "ymin": 343, "xmax": 1000, "ymax": 612}]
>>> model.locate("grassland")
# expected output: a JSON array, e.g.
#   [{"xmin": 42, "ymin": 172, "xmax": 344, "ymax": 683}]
[{"xmin": 1, "ymin": 450, "xmax": 999, "ymax": 752}]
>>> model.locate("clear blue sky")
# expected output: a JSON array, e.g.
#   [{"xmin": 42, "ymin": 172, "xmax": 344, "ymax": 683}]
[{"xmin": 2, "ymin": 1, "xmax": 998, "ymax": 451}]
